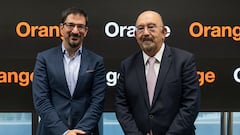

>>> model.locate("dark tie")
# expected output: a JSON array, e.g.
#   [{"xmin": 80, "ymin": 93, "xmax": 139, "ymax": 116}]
[{"xmin": 146, "ymin": 57, "xmax": 157, "ymax": 106}]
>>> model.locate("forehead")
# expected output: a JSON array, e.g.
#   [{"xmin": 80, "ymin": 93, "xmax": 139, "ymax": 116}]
[
  {"xmin": 65, "ymin": 14, "xmax": 86, "ymax": 24},
  {"xmin": 136, "ymin": 11, "xmax": 162, "ymax": 26}
]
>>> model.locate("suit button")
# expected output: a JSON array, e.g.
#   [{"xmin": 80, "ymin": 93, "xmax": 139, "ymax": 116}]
[{"xmin": 149, "ymin": 114, "xmax": 154, "ymax": 119}]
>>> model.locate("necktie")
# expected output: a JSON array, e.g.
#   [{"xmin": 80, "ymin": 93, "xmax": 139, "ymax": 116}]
[
  {"xmin": 147, "ymin": 130, "xmax": 154, "ymax": 135},
  {"xmin": 146, "ymin": 57, "xmax": 157, "ymax": 106}
]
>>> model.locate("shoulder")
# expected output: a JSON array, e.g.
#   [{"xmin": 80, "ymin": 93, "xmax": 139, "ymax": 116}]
[
  {"xmin": 166, "ymin": 45, "xmax": 194, "ymax": 59},
  {"xmin": 37, "ymin": 46, "xmax": 61, "ymax": 57},
  {"xmin": 118, "ymin": 51, "xmax": 143, "ymax": 71},
  {"xmin": 121, "ymin": 51, "xmax": 142, "ymax": 64},
  {"xmin": 165, "ymin": 45, "xmax": 196, "ymax": 67},
  {"xmin": 82, "ymin": 48, "xmax": 104, "ymax": 61}
]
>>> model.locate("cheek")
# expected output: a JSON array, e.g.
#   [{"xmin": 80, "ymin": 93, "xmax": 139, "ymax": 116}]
[
  {"xmin": 60, "ymin": 29, "xmax": 69, "ymax": 37},
  {"xmin": 136, "ymin": 38, "xmax": 142, "ymax": 44},
  {"xmin": 154, "ymin": 33, "xmax": 164, "ymax": 41},
  {"xmin": 135, "ymin": 35, "xmax": 142, "ymax": 41},
  {"xmin": 62, "ymin": 32, "xmax": 70, "ymax": 38}
]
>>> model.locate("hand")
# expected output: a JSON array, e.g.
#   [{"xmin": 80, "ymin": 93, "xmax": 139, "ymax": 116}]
[{"xmin": 66, "ymin": 129, "xmax": 86, "ymax": 135}]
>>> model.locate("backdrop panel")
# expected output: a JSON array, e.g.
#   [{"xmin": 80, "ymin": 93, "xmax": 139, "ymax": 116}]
[{"xmin": 0, "ymin": 0, "xmax": 239, "ymax": 111}]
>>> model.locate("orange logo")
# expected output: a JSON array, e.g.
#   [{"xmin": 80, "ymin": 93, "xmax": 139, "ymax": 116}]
[
  {"xmin": 189, "ymin": 22, "xmax": 240, "ymax": 41},
  {"xmin": 16, "ymin": 21, "xmax": 61, "ymax": 38},
  {"xmin": 197, "ymin": 71, "xmax": 216, "ymax": 86},
  {"xmin": 0, "ymin": 71, "xmax": 33, "ymax": 87}
]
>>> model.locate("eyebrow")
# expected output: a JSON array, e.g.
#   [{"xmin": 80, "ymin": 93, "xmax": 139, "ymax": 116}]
[{"xmin": 136, "ymin": 23, "xmax": 156, "ymax": 27}]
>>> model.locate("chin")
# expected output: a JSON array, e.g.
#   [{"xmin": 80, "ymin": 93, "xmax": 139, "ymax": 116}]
[
  {"xmin": 69, "ymin": 43, "xmax": 80, "ymax": 48},
  {"xmin": 143, "ymin": 43, "xmax": 155, "ymax": 50}
]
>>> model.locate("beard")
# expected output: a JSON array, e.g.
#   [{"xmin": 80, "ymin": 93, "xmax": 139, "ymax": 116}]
[
  {"xmin": 68, "ymin": 33, "xmax": 83, "ymax": 48},
  {"xmin": 142, "ymin": 41, "xmax": 156, "ymax": 52},
  {"xmin": 69, "ymin": 42, "xmax": 79, "ymax": 48},
  {"xmin": 140, "ymin": 36, "xmax": 157, "ymax": 52}
]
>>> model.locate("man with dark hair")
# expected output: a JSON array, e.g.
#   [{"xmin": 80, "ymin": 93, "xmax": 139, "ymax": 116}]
[{"xmin": 32, "ymin": 7, "xmax": 106, "ymax": 135}]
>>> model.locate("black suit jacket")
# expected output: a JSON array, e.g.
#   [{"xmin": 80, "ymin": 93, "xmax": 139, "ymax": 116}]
[
  {"xmin": 115, "ymin": 45, "xmax": 200, "ymax": 135},
  {"xmin": 32, "ymin": 46, "xmax": 106, "ymax": 135}
]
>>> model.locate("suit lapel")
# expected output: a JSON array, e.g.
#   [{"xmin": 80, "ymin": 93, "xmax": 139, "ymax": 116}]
[
  {"xmin": 135, "ymin": 52, "xmax": 151, "ymax": 109},
  {"xmin": 73, "ymin": 48, "xmax": 88, "ymax": 96},
  {"xmin": 55, "ymin": 46, "xmax": 72, "ymax": 97},
  {"xmin": 152, "ymin": 46, "xmax": 172, "ymax": 106}
]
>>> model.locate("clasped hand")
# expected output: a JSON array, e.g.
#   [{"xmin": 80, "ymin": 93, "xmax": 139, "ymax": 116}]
[{"xmin": 66, "ymin": 129, "xmax": 86, "ymax": 135}]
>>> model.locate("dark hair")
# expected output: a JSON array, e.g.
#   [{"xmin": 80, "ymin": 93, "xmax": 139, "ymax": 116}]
[{"xmin": 61, "ymin": 7, "xmax": 88, "ymax": 26}]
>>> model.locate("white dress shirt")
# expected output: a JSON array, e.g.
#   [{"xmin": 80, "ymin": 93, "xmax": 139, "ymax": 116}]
[
  {"xmin": 62, "ymin": 44, "xmax": 82, "ymax": 96},
  {"xmin": 143, "ymin": 43, "xmax": 165, "ymax": 77}
]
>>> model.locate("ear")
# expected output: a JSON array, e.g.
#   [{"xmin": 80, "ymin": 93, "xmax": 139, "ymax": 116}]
[
  {"xmin": 84, "ymin": 27, "xmax": 89, "ymax": 37},
  {"xmin": 162, "ymin": 26, "xmax": 167, "ymax": 34},
  {"xmin": 59, "ymin": 24, "xmax": 64, "ymax": 36},
  {"xmin": 161, "ymin": 26, "xmax": 167, "ymax": 40}
]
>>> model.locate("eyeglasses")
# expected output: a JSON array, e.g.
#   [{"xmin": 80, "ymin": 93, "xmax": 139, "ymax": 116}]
[
  {"xmin": 63, "ymin": 22, "xmax": 87, "ymax": 31},
  {"xmin": 136, "ymin": 24, "xmax": 164, "ymax": 34}
]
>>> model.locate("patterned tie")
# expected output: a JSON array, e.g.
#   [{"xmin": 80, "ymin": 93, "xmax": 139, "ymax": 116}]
[{"xmin": 146, "ymin": 57, "xmax": 157, "ymax": 106}]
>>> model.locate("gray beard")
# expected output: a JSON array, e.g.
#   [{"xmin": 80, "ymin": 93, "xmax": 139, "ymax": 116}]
[{"xmin": 142, "ymin": 42, "xmax": 156, "ymax": 52}]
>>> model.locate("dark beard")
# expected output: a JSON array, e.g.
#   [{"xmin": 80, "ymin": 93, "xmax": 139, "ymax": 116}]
[
  {"xmin": 69, "ymin": 42, "xmax": 79, "ymax": 48},
  {"xmin": 69, "ymin": 33, "xmax": 81, "ymax": 48}
]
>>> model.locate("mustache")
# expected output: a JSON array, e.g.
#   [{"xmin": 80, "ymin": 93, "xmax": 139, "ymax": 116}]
[
  {"xmin": 70, "ymin": 33, "xmax": 81, "ymax": 38},
  {"xmin": 142, "ymin": 37, "xmax": 153, "ymax": 42}
]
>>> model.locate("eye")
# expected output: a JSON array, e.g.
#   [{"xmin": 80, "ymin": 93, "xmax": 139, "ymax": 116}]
[
  {"xmin": 136, "ymin": 26, "xmax": 144, "ymax": 32},
  {"xmin": 77, "ymin": 24, "xmax": 86, "ymax": 29},
  {"xmin": 64, "ymin": 23, "xmax": 75, "ymax": 28},
  {"xmin": 68, "ymin": 23, "xmax": 75, "ymax": 28},
  {"xmin": 147, "ymin": 24, "xmax": 156, "ymax": 30}
]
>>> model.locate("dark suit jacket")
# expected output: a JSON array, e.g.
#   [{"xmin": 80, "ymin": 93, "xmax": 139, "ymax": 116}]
[
  {"xmin": 115, "ymin": 45, "xmax": 200, "ymax": 135},
  {"xmin": 32, "ymin": 46, "xmax": 106, "ymax": 135}
]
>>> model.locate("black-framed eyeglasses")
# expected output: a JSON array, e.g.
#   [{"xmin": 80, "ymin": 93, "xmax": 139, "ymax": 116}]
[
  {"xmin": 63, "ymin": 22, "xmax": 87, "ymax": 31},
  {"xmin": 136, "ymin": 24, "xmax": 164, "ymax": 34}
]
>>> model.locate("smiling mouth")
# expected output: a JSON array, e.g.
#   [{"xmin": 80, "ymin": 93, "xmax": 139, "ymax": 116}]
[
  {"xmin": 142, "ymin": 40, "xmax": 153, "ymax": 43},
  {"xmin": 70, "ymin": 36, "xmax": 80, "ymax": 40}
]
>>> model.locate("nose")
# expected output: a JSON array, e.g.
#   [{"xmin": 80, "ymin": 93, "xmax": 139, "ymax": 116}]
[
  {"xmin": 142, "ymin": 27, "xmax": 150, "ymax": 35},
  {"xmin": 71, "ymin": 26, "xmax": 79, "ymax": 33}
]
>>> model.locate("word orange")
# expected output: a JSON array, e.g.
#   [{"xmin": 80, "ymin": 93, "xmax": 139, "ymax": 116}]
[
  {"xmin": 197, "ymin": 71, "xmax": 216, "ymax": 86},
  {"xmin": 0, "ymin": 70, "xmax": 215, "ymax": 87},
  {"xmin": 16, "ymin": 21, "xmax": 61, "ymax": 38},
  {"xmin": 189, "ymin": 22, "xmax": 240, "ymax": 41},
  {"xmin": 0, "ymin": 71, "xmax": 33, "ymax": 87}
]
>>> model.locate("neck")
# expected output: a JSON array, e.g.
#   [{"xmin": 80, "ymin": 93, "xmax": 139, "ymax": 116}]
[
  {"xmin": 145, "ymin": 49, "xmax": 158, "ymax": 57},
  {"xmin": 66, "ymin": 46, "xmax": 80, "ymax": 57},
  {"xmin": 63, "ymin": 42, "xmax": 81, "ymax": 57}
]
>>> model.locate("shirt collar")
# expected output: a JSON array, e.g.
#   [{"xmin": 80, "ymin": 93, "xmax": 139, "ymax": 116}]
[
  {"xmin": 143, "ymin": 43, "xmax": 165, "ymax": 65},
  {"xmin": 61, "ymin": 43, "xmax": 82, "ymax": 57}
]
